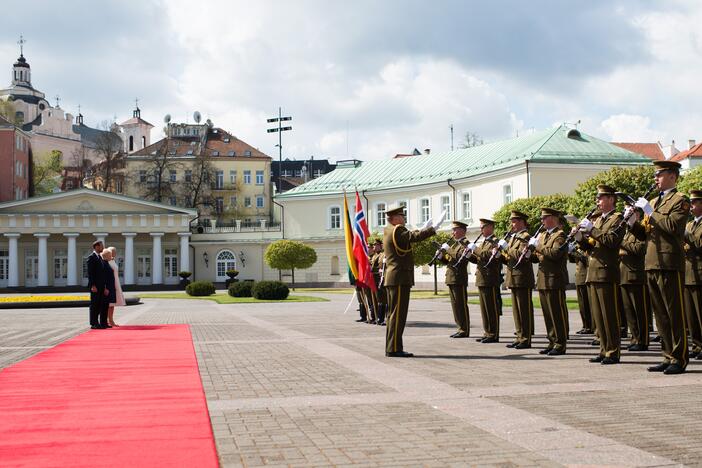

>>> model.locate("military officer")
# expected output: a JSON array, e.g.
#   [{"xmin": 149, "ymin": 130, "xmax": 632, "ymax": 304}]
[
  {"xmin": 619, "ymin": 208, "xmax": 649, "ymax": 352},
  {"xmin": 530, "ymin": 207, "xmax": 569, "ymax": 355},
  {"xmin": 437, "ymin": 221, "xmax": 471, "ymax": 338},
  {"xmin": 684, "ymin": 190, "xmax": 702, "ymax": 359},
  {"xmin": 369, "ymin": 240, "xmax": 387, "ymax": 326},
  {"xmin": 628, "ymin": 160, "xmax": 689, "ymax": 374},
  {"xmin": 576, "ymin": 185, "xmax": 625, "ymax": 364},
  {"xmin": 363, "ymin": 241, "xmax": 378, "ymax": 324},
  {"xmin": 468, "ymin": 218, "xmax": 503, "ymax": 343},
  {"xmin": 500, "ymin": 210, "xmax": 535, "ymax": 349},
  {"xmin": 383, "ymin": 205, "xmax": 440, "ymax": 357},
  {"xmin": 568, "ymin": 244, "xmax": 593, "ymax": 335}
]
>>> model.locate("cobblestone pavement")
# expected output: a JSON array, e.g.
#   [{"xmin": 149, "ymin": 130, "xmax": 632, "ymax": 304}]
[{"xmin": 2, "ymin": 292, "xmax": 701, "ymax": 466}]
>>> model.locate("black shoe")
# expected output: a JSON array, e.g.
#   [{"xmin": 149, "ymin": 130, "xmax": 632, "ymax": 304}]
[
  {"xmin": 690, "ymin": 350, "xmax": 700, "ymax": 359},
  {"xmin": 481, "ymin": 337, "xmax": 498, "ymax": 343},
  {"xmin": 385, "ymin": 351, "xmax": 414, "ymax": 358},
  {"xmin": 628, "ymin": 344, "xmax": 648, "ymax": 352},
  {"xmin": 663, "ymin": 363, "xmax": 685, "ymax": 375},
  {"xmin": 506, "ymin": 342, "xmax": 518, "ymax": 348},
  {"xmin": 547, "ymin": 349, "xmax": 565, "ymax": 356},
  {"xmin": 590, "ymin": 339, "xmax": 600, "ymax": 346},
  {"xmin": 539, "ymin": 348, "xmax": 552, "ymax": 355},
  {"xmin": 647, "ymin": 362, "xmax": 669, "ymax": 372},
  {"xmin": 355, "ymin": 318, "xmax": 366, "ymax": 322},
  {"xmin": 620, "ymin": 329, "xmax": 628, "ymax": 339},
  {"xmin": 454, "ymin": 333, "xmax": 469, "ymax": 338},
  {"xmin": 91, "ymin": 325, "xmax": 101, "ymax": 329},
  {"xmin": 589, "ymin": 355, "xmax": 604, "ymax": 363},
  {"xmin": 514, "ymin": 343, "xmax": 531, "ymax": 349},
  {"xmin": 696, "ymin": 353, "xmax": 702, "ymax": 360},
  {"xmin": 601, "ymin": 356, "xmax": 620, "ymax": 365},
  {"xmin": 576, "ymin": 328, "xmax": 592, "ymax": 335},
  {"xmin": 652, "ymin": 335, "xmax": 661, "ymax": 342},
  {"xmin": 475, "ymin": 337, "xmax": 486, "ymax": 342},
  {"xmin": 378, "ymin": 322, "xmax": 386, "ymax": 326}
]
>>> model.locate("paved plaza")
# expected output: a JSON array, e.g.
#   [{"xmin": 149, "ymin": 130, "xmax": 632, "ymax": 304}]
[{"xmin": 2, "ymin": 292, "xmax": 702, "ymax": 467}]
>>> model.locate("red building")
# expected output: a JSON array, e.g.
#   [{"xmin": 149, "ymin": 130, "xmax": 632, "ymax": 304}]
[{"xmin": 0, "ymin": 115, "xmax": 30, "ymax": 202}]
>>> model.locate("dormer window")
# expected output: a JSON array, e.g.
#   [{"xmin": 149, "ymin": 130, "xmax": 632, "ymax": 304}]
[
  {"xmin": 212, "ymin": 151, "xmax": 219, "ymax": 156},
  {"xmin": 244, "ymin": 150, "xmax": 252, "ymax": 157},
  {"xmin": 186, "ymin": 150, "xmax": 194, "ymax": 155},
  {"xmin": 190, "ymin": 141, "xmax": 196, "ymax": 146},
  {"xmin": 169, "ymin": 150, "xmax": 176, "ymax": 155},
  {"xmin": 227, "ymin": 151, "xmax": 235, "ymax": 157},
  {"xmin": 223, "ymin": 137, "xmax": 230, "ymax": 143}
]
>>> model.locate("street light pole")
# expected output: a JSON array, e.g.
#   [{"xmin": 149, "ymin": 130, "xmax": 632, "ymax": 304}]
[{"xmin": 267, "ymin": 107, "xmax": 292, "ymax": 194}]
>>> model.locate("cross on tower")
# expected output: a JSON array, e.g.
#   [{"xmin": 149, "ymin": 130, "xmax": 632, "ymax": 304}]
[
  {"xmin": 77, "ymin": 104, "xmax": 81, "ymax": 115},
  {"xmin": 18, "ymin": 35, "xmax": 26, "ymax": 56},
  {"xmin": 135, "ymin": 97, "xmax": 139, "ymax": 109},
  {"xmin": 55, "ymin": 95, "xmax": 61, "ymax": 108}
]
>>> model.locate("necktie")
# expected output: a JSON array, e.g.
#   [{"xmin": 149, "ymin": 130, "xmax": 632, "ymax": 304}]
[{"xmin": 656, "ymin": 191, "xmax": 664, "ymax": 207}]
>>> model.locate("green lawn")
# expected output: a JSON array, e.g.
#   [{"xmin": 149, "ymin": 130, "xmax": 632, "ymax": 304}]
[{"xmin": 139, "ymin": 293, "xmax": 328, "ymax": 304}]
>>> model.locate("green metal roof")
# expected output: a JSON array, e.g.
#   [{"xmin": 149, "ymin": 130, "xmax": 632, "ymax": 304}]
[{"xmin": 276, "ymin": 126, "xmax": 651, "ymax": 199}]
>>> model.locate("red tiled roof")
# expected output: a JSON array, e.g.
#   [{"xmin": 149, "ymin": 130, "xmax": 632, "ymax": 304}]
[
  {"xmin": 610, "ymin": 142, "xmax": 664, "ymax": 161},
  {"xmin": 671, "ymin": 142, "xmax": 702, "ymax": 162},
  {"xmin": 120, "ymin": 116, "xmax": 154, "ymax": 127}
]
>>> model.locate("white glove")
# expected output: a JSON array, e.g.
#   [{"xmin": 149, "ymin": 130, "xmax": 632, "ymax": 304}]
[
  {"xmin": 440, "ymin": 242, "xmax": 450, "ymax": 251},
  {"xmin": 567, "ymin": 243, "xmax": 576, "ymax": 253},
  {"xmin": 625, "ymin": 207, "xmax": 639, "ymax": 226},
  {"xmin": 467, "ymin": 242, "xmax": 477, "ymax": 251},
  {"xmin": 421, "ymin": 218, "xmax": 434, "ymax": 230},
  {"xmin": 435, "ymin": 210, "xmax": 448, "ymax": 229},
  {"xmin": 635, "ymin": 197, "xmax": 653, "ymax": 216},
  {"xmin": 497, "ymin": 239, "xmax": 508, "ymax": 249},
  {"xmin": 579, "ymin": 218, "xmax": 593, "ymax": 233},
  {"xmin": 528, "ymin": 237, "xmax": 539, "ymax": 248},
  {"xmin": 574, "ymin": 230, "xmax": 583, "ymax": 241}
]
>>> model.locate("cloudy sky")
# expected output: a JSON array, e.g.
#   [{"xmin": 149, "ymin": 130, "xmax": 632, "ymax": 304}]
[{"xmin": 5, "ymin": 1, "xmax": 702, "ymax": 160}]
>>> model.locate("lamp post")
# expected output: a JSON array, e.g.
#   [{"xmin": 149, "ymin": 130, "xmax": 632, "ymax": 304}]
[{"xmin": 266, "ymin": 107, "xmax": 292, "ymax": 194}]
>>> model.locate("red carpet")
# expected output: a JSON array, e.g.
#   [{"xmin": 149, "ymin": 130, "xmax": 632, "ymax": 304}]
[{"xmin": 0, "ymin": 325, "xmax": 218, "ymax": 467}]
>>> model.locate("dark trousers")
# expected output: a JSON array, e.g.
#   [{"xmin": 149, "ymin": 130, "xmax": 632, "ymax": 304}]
[
  {"xmin": 356, "ymin": 287, "xmax": 367, "ymax": 320},
  {"xmin": 684, "ymin": 285, "xmax": 702, "ymax": 353},
  {"xmin": 511, "ymin": 287, "xmax": 533, "ymax": 345},
  {"xmin": 478, "ymin": 286, "xmax": 500, "ymax": 339},
  {"xmin": 363, "ymin": 287, "xmax": 376, "ymax": 322},
  {"xmin": 621, "ymin": 283, "xmax": 649, "ymax": 347},
  {"xmin": 576, "ymin": 284, "xmax": 592, "ymax": 331},
  {"xmin": 589, "ymin": 282, "xmax": 621, "ymax": 359},
  {"xmin": 89, "ymin": 291, "xmax": 103, "ymax": 326},
  {"xmin": 539, "ymin": 288, "xmax": 568, "ymax": 351},
  {"xmin": 386, "ymin": 284, "xmax": 411, "ymax": 353},
  {"xmin": 448, "ymin": 284, "xmax": 470, "ymax": 335},
  {"xmin": 648, "ymin": 270, "xmax": 689, "ymax": 368}
]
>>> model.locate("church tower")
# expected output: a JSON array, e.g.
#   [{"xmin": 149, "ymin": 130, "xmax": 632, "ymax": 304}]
[
  {"xmin": 12, "ymin": 36, "xmax": 31, "ymax": 87},
  {"xmin": 118, "ymin": 101, "xmax": 154, "ymax": 153}
]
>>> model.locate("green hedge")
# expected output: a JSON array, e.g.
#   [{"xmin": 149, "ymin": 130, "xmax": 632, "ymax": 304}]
[
  {"xmin": 228, "ymin": 281, "xmax": 254, "ymax": 297},
  {"xmin": 252, "ymin": 281, "xmax": 290, "ymax": 300},
  {"xmin": 186, "ymin": 281, "xmax": 215, "ymax": 296}
]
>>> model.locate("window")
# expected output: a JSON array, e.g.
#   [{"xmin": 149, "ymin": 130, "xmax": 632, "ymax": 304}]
[
  {"xmin": 244, "ymin": 196, "xmax": 252, "ymax": 208},
  {"xmin": 229, "ymin": 196, "xmax": 237, "ymax": 208},
  {"xmin": 116, "ymin": 180, "xmax": 123, "ymax": 193},
  {"xmin": 244, "ymin": 150, "xmax": 252, "ymax": 157},
  {"xmin": 212, "ymin": 151, "xmax": 220, "ymax": 156},
  {"xmin": 164, "ymin": 249, "xmax": 178, "ymax": 279},
  {"xmin": 243, "ymin": 171, "xmax": 251, "ymax": 184},
  {"xmin": 169, "ymin": 170, "xmax": 177, "ymax": 182},
  {"xmin": 314, "ymin": 169, "xmax": 323, "ymax": 178},
  {"xmin": 294, "ymin": 170, "xmax": 302, "ymax": 177},
  {"xmin": 186, "ymin": 150, "xmax": 193, "ymax": 155},
  {"xmin": 216, "ymin": 250, "xmax": 236, "ymax": 281},
  {"xmin": 53, "ymin": 249, "xmax": 67, "ymax": 282},
  {"xmin": 0, "ymin": 249, "xmax": 8, "ymax": 283},
  {"xmin": 282, "ymin": 169, "xmax": 292, "ymax": 177},
  {"xmin": 227, "ymin": 151, "xmax": 235, "ymax": 157},
  {"xmin": 420, "ymin": 198, "xmax": 430, "ymax": 223},
  {"xmin": 215, "ymin": 171, "xmax": 224, "ymax": 189},
  {"xmin": 223, "ymin": 137, "xmax": 230, "ymax": 143},
  {"xmin": 66, "ymin": 180, "xmax": 74, "ymax": 190},
  {"xmin": 139, "ymin": 170, "xmax": 147, "ymax": 183},
  {"xmin": 462, "ymin": 192, "xmax": 472, "ymax": 220},
  {"xmin": 141, "ymin": 136, "xmax": 146, "ymax": 148},
  {"xmin": 375, "ymin": 202, "xmax": 386, "ymax": 227},
  {"xmin": 328, "ymin": 205, "xmax": 341, "ymax": 229},
  {"xmin": 230, "ymin": 170, "xmax": 237, "ymax": 183},
  {"xmin": 169, "ymin": 150, "xmax": 177, "ymax": 155},
  {"xmin": 503, "ymin": 184, "xmax": 513, "ymax": 205},
  {"xmin": 129, "ymin": 135, "xmax": 134, "ymax": 152},
  {"xmin": 185, "ymin": 170, "xmax": 192, "ymax": 182},
  {"xmin": 255, "ymin": 170, "xmax": 264, "ymax": 185},
  {"xmin": 215, "ymin": 197, "xmax": 224, "ymax": 213},
  {"xmin": 256, "ymin": 196, "xmax": 264, "ymax": 208},
  {"xmin": 169, "ymin": 196, "xmax": 177, "ymax": 206},
  {"xmin": 330, "ymin": 255, "xmax": 340, "ymax": 275},
  {"xmin": 440, "ymin": 195, "xmax": 451, "ymax": 218}
]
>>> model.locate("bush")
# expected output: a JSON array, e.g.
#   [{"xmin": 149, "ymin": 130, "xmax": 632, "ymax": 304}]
[
  {"xmin": 228, "ymin": 281, "xmax": 254, "ymax": 297},
  {"xmin": 178, "ymin": 271, "xmax": 192, "ymax": 279},
  {"xmin": 226, "ymin": 269, "xmax": 239, "ymax": 278},
  {"xmin": 252, "ymin": 281, "xmax": 290, "ymax": 300},
  {"xmin": 186, "ymin": 281, "xmax": 215, "ymax": 296}
]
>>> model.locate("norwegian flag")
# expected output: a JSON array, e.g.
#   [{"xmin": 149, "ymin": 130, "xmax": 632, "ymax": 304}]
[{"xmin": 352, "ymin": 191, "xmax": 376, "ymax": 291}]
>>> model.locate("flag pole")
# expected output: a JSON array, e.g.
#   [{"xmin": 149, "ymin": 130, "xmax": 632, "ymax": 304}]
[{"xmin": 343, "ymin": 290, "xmax": 356, "ymax": 315}]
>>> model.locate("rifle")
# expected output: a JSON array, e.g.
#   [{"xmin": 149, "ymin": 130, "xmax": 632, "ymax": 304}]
[
  {"xmin": 613, "ymin": 183, "xmax": 658, "ymax": 231},
  {"xmin": 378, "ymin": 257, "xmax": 387, "ymax": 287},
  {"xmin": 452, "ymin": 233, "xmax": 483, "ymax": 268},
  {"xmin": 428, "ymin": 239, "xmax": 457, "ymax": 266},
  {"xmin": 514, "ymin": 224, "xmax": 544, "ymax": 268},
  {"xmin": 560, "ymin": 207, "xmax": 598, "ymax": 251},
  {"xmin": 484, "ymin": 231, "xmax": 513, "ymax": 267}
]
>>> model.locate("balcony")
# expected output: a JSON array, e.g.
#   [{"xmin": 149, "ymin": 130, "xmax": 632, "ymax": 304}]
[
  {"xmin": 210, "ymin": 183, "xmax": 238, "ymax": 192},
  {"xmin": 191, "ymin": 219, "xmax": 281, "ymax": 234}
]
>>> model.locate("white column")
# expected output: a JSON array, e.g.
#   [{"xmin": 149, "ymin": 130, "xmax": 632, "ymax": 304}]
[
  {"xmin": 64, "ymin": 233, "xmax": 79, "ymax": 286},
  {"xmin": 4, "ymin": 233, "xmax": 20, "ymax": 287},
  {"xmin": 123, "ymin": 233, "xmax": 136, "ymax": 285},
  {"xmin": 93, "ymin": 232, "xmax": 108, "ymax": 246},
  {"xmin": 178, "ymin": 232, "xmax": 191, "ymax": 273},
  {"xmin": 150, "ymin": 232, "xmax": 164, "ymax": 284},
  {"xmin": 34, "ymin": 233, "xmax": 50, "ymax": 287}
]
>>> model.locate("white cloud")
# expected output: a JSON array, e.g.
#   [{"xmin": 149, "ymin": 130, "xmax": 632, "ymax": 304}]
[{"xmin": 599, "ymin": 114, "xmax": 664, "ymax": 142}]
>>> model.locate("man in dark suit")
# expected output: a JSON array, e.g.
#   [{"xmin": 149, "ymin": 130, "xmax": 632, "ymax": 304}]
[{"xmin": 87, "ymin": 240, "xmax": 110, "ymax": 329}]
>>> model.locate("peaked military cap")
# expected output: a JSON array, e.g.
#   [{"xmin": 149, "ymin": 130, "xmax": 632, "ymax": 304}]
[
  {"xmin": 479, "ymin": 218, "xmax": 496, "ymax": 225},
  {"xmin": 540, "ymin": 207, "xmax": 562, "ymax": 218},
  {"xmin": 385, "ymin": 205, "xmax": 406, "ymax": 217},
  {"xmin": 653, "ymin": 160, "xmax": 681, "ymax": 173},
  {"xmin": 509, "ymin": 210, "xmax": 528, "ymax": 221},
  {"xmin": 451, "ymin": 220, "xmax": 468, "ymax": 229},
  {"xmin": 690, "ymin": 190, "xmax": 702, "ymax": 201},
  {"xmin": 596, "ymin": 184, "xmax": 616, "ymax": 196},
  {"xmin": 373, "ymin": 238, "xmax": 383, "ymax": 245}
]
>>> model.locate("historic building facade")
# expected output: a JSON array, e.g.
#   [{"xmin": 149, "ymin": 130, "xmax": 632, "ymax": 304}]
[{"xmin": 0, "ymin": 115, "xmax": 30, "ymax": 202}]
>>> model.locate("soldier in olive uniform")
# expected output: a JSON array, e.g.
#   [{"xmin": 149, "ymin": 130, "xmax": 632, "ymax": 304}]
[
  {"xmin": 363, "ymin": 241, "xmax": 378, "ymax": 324},
  {"xmin": 437, "ymin": 221, "xmax": 471, "ymax": 338},
  {"xmin": 619, "ymin": 210, "xmax": 649, "ymax": 351},
  {"xmin": 628, "ymin": 160, "xmax": 689, "ymax": 374},
  {"xmin": 383, "ymin": 205, "xmax": 439, "ymax": 357},
  {"xmin": 370, "ymin": 240, "xmax": 387, "ymax": 326},
  {"xmin": 576, "ymin": 185, "xmax": 625, "ymax": 364},
  {"xmin": 568, "ymin": 245, "xmax": 593, "ymax": 335},
  {"xmin": 500, "ymin": 210, "xmax": 535, "ymax": 349},
  {"xmin": 468, "ymin": 218, "xmax": 503, "ymax": 343},
  {"xmin": 684, "ymin": 190, "xmax": 702, "ymax": 359},
  {"xmin": 530, "ymin": 207, "xmax": 569, "ymax": 355}
]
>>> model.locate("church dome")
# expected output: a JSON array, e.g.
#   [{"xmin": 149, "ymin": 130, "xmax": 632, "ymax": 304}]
[{"xmin": 14, "ymin": 54, "xmax": 29, "ymax": 69}]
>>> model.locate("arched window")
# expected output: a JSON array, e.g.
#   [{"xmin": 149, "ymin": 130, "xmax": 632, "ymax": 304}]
[
  {"xmin": 129, "ymin": 135, "xmax": 134, "ymax": 152},
  {"xmin": 330, "ymin": 255, "xmax": 340, "ymax": 275},
  {"xmin": 141, "ymin": 136, "xmax": 146, "ymax": 148},
  {"xmin": 216, "ymin": 250, "xmax": 237, "ymax": 281}
]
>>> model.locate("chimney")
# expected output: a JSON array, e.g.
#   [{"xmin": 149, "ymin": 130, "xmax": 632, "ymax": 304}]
[
  {"xmin": 690, "ymin": 139, "xmax": 697, "ymax": 150},
  {"xmin": 423, "ymin": 148, "xmax": 431, "ymax": 155}
]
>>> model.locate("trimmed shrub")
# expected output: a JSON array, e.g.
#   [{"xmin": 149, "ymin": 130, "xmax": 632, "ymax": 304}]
[
  {"xmin": 252, "ymin": 281, "xmax": 290, "ymax": 300},
  {"xmin": 186, "ymin": 280, "xmax": 215, "ymax": 296},
  {"xmin": 228, "ymin": 281, "xmax": 254, "ymax": 297}
]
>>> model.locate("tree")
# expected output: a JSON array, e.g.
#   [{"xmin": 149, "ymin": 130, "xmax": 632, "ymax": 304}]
[
  {"xmin": 0, "ymin": 99, "xmax": 19, "ymax": 124},
  {"xmin": 459, "ymin": 131, "xmax": 484, "ymax": 149},
  {"xmin": 677, "ymin": 166, "xmax": 702, "ymax": 196},
  {"xmin": 568, "ymin": 165, "xmax": 656, "ymax": 217},
  {"xmin": 180, "ymin": 150, "xmax": 216, "ymax": 213},
  {"xmin": 137, "ymin": 137, "xmax": 181, "ymax": 203},
  {"xmin": 493, "ymin": 194, "xmax": 573, "ymax": 236},
  {"xmin": 92, "ymin": 121, "xmax": 124, "ymax": 192},
  {"xmin": 33, "ymin": 150, "xmax": 63, "ymax": 195},
  {"xmin": 68, "ymin": 145, "xmax": 91, "ymax": 189},
  {"xmin": 412, "ymin": 231, "xmax": 452, "ymax": 266},
  {"xmin": 264, "ymin": 240, "xmax": 317, "ymax": 290}
]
